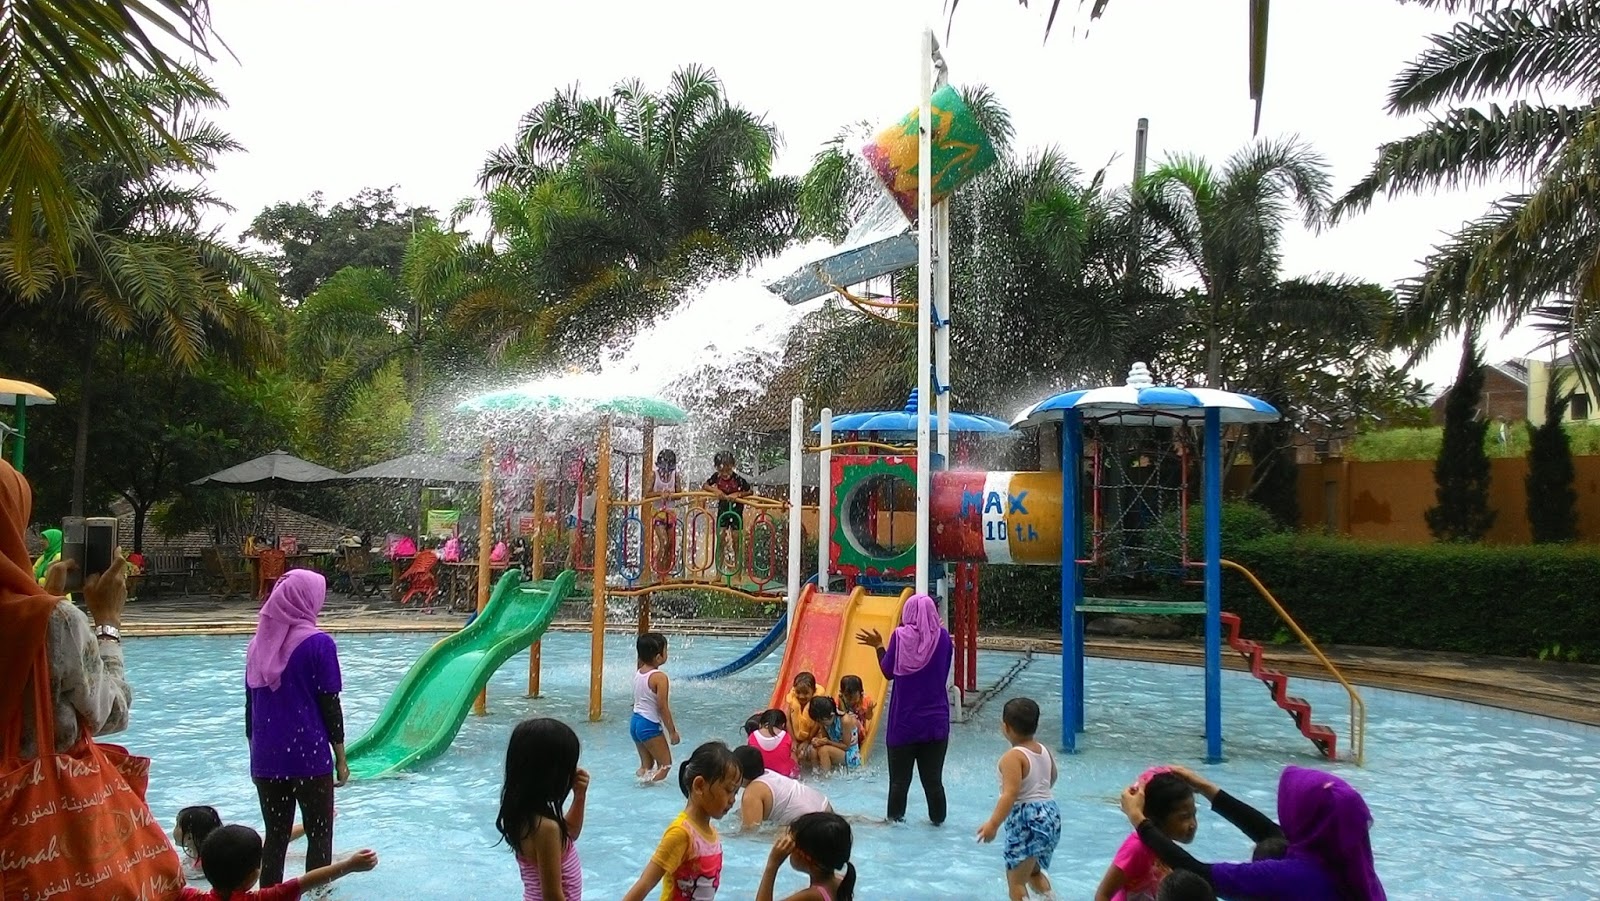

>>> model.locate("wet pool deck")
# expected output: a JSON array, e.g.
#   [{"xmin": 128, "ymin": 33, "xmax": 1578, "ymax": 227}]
[{"xmin": 120, "ymin": 594, "xmax": 1600, "ymax": 728}]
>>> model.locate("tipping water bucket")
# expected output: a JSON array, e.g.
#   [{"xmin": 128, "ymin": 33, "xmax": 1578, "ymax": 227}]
[{"xmin": 861, "ymin": 83, "xmax": 999, "ymax": 222}]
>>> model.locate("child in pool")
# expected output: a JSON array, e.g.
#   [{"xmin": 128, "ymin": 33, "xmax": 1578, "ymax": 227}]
[
  {"xmin": 746, "ymin": 708, "xmax": 799, "ymax": 779},
  {"xmin": 1094, "ymin": 768, "xmax": 1199, "ymax": 901},
  {"xmin": 497, "ymin": 717, "xmax": 589, "ymax": 901},
  {"xmin": 1155, "ymin": 871, "xmax": 1214, "ymax": 901},
  {"xmin": 174, "ymin": 806, "xmax": 306, "ymax": 884},
  {"xmin": 757, "ymin": 812, "xmax": 858, "ymax": 901},
  {"xmin": 835, "ymin": 675, "xmax": 874, "ymax": 740},
  {"xmin": 806, "ymin": 697, "xmax": 860, "ymax": 772},
  {"xmin": 785, "ymin": 672, "xmax": 819, "ymax": 768},
  {"xmin": 977, "ymin": 697, "xmax": 1061, "ymax": 901},
  {"xmin": 176, "ymin": 825, "xmax": 376, "ymax": 900},
  {"xmin": 1251, "ymin": 836, "xmax": 1287, "ymax": 861},
  {"xmin": 621, "ymin": 742, "xmax": 743, "ymax": 901},
  {"xmin": 633, "ymin": 632, "xmax": 681, "ymax": 783}
]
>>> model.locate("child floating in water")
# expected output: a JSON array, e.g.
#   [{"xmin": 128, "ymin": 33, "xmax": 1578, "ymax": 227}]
[
  {"xmin": 176, "ymin": 824, "xmax": 376, "ymax": 900},
  {"xmin": 977, "ymin": 697, "xmax": 1061, "ymax": 901},
  {"xmin": 735, "ymin": 745, "xmax": 832, "ymax": 830},
  {"xmin": 173, "ymin": 806, "xmax": 306, "ymax": 885},
  {"xmin": 622, "ymin": 742, "xmax": 742, "ymax": 901},
  {"xmin": 633, "ymin": 632, "xmax": 681, "ymax": 783},
  {"xmin": 1095, "ymin": 768, "xmax": 1199, "ymax": 901}
]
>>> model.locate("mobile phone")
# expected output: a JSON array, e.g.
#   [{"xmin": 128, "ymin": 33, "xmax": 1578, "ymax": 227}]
[
  {"xmin": 85, "ymin": 517, "xmax": 117, "ymax": 582},
  {"xmin": 62, "ymin": 516, "xmax": 86, "ymax": 592}
]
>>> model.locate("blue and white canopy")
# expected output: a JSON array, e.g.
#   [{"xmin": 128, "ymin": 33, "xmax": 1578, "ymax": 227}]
[
  {"xmin": 813, "ymin": 390, "xmax": 1012, "ymax": 436},
  {"xmin": 1011, "ymin": 363, "xmax": 1280, "ymax": 428}
]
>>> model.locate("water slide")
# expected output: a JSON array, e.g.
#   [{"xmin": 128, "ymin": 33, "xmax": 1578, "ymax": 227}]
[
  {"xmin": 767, "ymin": 584, "xmax": 910, "ymax": 762},
  {"xmin": 686, "ymin": 576, "xmax": 821, "ymax": 682},
  {"xmin": 346, "ymin": 569, "xmax": 577, "ymax": 779}
]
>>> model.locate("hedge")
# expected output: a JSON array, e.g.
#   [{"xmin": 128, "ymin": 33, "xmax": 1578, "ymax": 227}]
[{"xmin": 976, "ymin": 511, "xmax": 1600, "ymax": 662}]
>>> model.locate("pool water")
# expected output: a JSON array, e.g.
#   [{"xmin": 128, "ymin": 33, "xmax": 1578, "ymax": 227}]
[{"xmin": 121, "ymin": 632, "xmax": 1596, "ymax": 899}]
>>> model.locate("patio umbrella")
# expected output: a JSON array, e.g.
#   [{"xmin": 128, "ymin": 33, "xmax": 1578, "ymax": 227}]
[
  {"xmin": 455, "ymin": 387, "xmax": 688, "ymax": 424},
  {"xmin": 1010, "ymin": 363, "xmax": 1280, "ymax": 428},
  {"xmin": 191, "ymin": 450, "xmax": 345, "ymax": 490},
  {"xmin": 340, "ymin": 453, "xmax": 479, "ymax": 484},
  {"xmin": 0, "ymin": 377, "xmax": 55, "ymax": 472},
  {"xmin": 811, "ymin": 390, "xmax": 1013, "ymax": 439}
]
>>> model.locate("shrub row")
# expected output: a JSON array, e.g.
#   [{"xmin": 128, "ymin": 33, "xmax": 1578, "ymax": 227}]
[{"xmin": 977, "ymin": 517, "xmax": 1600, "ymax": 662}]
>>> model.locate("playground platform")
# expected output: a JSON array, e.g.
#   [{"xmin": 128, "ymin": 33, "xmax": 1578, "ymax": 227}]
[{"xmin": 118, "ymin": 594, "xmax": 1600, "ymax": 728}]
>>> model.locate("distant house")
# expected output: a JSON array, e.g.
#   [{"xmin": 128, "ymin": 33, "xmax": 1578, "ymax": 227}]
[
  {"xmin": 1527, "ymin": 354, "xmax": 1598, "ymax": 425},
  {"xmin": 1431, "ymin": 358, "xmax": 1530, "ymax": 425}
]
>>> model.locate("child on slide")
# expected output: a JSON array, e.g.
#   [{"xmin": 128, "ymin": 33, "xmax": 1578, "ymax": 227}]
[{"xmin": 633, "ymin": 632, "xmax": 681, "ymax": 783}]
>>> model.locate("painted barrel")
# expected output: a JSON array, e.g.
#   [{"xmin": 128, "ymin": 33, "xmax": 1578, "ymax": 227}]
[
  {"xmin": 861, "ymin": 83, "xmax": 999, "ymax": 223},
  {"xmin": 929, "ymin": 471, "xmax": 1063, "ymax": 565}
]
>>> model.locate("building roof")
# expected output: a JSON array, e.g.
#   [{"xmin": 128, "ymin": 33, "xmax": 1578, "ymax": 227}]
[{"xmin": 111, "ymin": 500, "xmax": 350, "ymax": 556}]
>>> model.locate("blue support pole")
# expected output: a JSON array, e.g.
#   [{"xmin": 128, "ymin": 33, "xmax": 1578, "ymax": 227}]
[
  {"xmin": 1203, "ymin": 408, "xmax": 1224, "ymax": 762},
  {"xmin": 1061, "ymin": 414, "xmax": 1084, "ymax": 751}
]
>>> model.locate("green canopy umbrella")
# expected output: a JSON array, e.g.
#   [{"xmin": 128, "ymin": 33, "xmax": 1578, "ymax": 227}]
[{"xmin": 455, "ymin": 388, "xmax": 687, "ymax": 424}]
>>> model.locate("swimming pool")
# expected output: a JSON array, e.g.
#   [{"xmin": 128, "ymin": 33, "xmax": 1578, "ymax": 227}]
[{"xmin": 121, "ymin": 631, "xmax": 1596, "ymax": 899}]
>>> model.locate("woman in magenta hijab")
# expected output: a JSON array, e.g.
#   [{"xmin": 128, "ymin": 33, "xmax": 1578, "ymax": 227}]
[
  {"xmin": 246, "ymin": 569, "xmax": 347, "ymax": 887},
  {"xmin": 855, "ymin": 592, "xmax": 953, "ymax": 824},
  {"xmin": 1118, "ymin": 764, "xmax": 1386, "ymax": 900}
]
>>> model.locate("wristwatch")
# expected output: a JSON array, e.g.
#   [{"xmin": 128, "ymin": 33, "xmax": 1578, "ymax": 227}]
[{"xmin": 94, "ymin": 625, "xmax": 121, "ymax": 643}]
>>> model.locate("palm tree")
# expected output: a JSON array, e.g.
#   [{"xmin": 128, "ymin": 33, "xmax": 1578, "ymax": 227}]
[
  {"xmin": 1333, "ymin": 0, "xmax": 1600, "ymax": 382},
  {"xmin": 0, "ymin": 68, "xmax": 277, "ymax": 515},
  {"xmin": 288, "ymin": 223, "xmax": 484, "ymax": 442},
  {"xmin": 471, "ymin": 65, "xmax": 800, "ymax": 358},
  {"xmin": 1138, "ymin": 138, "xmax": 1336, "ymax": 387},
  {"xmin": 1, "ymin": 1, "xmax": 223, "ymax": 257}
]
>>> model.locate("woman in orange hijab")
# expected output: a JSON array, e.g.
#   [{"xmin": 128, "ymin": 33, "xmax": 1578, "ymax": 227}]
[{"xmin": 0, "ymin": 459, "xmax": 132, "ymax": 757}]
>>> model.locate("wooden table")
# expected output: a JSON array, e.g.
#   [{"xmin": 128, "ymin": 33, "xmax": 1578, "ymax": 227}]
[{"xmin": 439, "ymin": 560, "xmax": 510, "ymax": 613}]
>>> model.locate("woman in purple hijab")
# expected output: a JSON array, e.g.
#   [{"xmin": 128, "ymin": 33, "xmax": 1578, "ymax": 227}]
[
  {"xmin": 1117, "ymin": 764, "xmax": 1386, "ymax": 901},
  {"xmin": 855, "ymin": 592, "xmax": 953, "ymax": 824},
  {"xmin": 245, "ymin": 569, "xmax": 347, "ymax": 887}
]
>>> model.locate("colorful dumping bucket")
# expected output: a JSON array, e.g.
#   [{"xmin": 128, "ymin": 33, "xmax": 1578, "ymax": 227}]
[{"xmin": 862, "ymin": 83, "xmax": 999, "ymax": 222}]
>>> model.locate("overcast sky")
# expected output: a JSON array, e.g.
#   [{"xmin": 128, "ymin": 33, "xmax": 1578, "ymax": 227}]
[{"xmin": 190, "ymin": 0, "xmax": 1540, "ymax": 392}]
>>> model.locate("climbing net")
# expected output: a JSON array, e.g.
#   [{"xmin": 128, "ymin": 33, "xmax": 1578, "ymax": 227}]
[{"xmin": 1080, "ymin": 418, "xmax": 1198, "ymax": 584}]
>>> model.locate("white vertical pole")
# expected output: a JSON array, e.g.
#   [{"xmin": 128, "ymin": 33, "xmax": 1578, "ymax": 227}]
[
  {"xmin": 914, "ymin": 27, "xmax": 934, "ymax": 599},
  {"xmin": 817, "ymin": 408, "xmax": 833, "ymax": 592},
  {"xmin": 786, "ymin": 397, "xmax": 804, "ymax": 638}
]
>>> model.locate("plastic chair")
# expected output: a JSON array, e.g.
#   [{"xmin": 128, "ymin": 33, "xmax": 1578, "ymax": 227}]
[
  {"xmin": 256, "ymin": 548, "xmax": 286, "ymax": 601},
  {"xmin": 395, "ymin": 549, "xmax": 439, "ymax": 608}
]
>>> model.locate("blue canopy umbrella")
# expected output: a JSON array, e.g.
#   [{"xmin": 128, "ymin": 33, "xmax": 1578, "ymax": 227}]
[
  {"xmin": 1010, "ymin": 363, "xmax": 1280, "ymax": 427},
  {"xmin": 812, "ymin": 390, "xmax": 1012, "ymax": 436}
]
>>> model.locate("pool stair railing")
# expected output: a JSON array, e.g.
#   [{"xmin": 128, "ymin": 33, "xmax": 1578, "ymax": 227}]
[{"xmin": 1219, "ymin": 559, "xmax": 1366, "ymax": 765}]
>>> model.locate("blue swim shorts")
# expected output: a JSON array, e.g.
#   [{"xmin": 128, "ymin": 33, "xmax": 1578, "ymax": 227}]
[
  {"xmin": 630, "ymin": 712, "xmax": 664, "ymax": 743},
  {"xmin": 1002, "ymin": 799, "xmax": 1062, "ymax": 870}
]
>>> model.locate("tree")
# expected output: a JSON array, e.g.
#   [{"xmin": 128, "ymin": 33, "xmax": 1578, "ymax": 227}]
[
  {"xmin": 0, "ymin": 69, "xmax": 279, "ymax": 516},
  {"xmin": 0, "ymin": 0, "xmax": 223, "ymax": 257},
  {"xmin": 1526, "ymin": 390, "xmax": 1579, "ymax": 543},
  {"xmin": 245, "ymin": 188, "xmax": 437, "ymax": 303},
  {"xmin": 1335, "ymin": 0, "xmax": 1600, "ymax": 387},
  {"xmin": 1426, "ymin": 338, "xmax": 1496, "ymax": 541},
  {"xmin": 470, "ymin": 66, "xmax": 800, "ymax": 359}
]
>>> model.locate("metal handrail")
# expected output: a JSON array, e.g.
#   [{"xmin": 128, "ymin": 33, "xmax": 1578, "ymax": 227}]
[{"xmin": 1219, "ymin": 559, "xmax": 1366, "ymax": 766}]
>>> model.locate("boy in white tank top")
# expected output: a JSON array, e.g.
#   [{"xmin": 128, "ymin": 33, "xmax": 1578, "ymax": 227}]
[
  {"xmin": 977, "ymin": 697, "xmax": 1062, "ymax": 901},
  {"xmin": 733, "ymin": 746, "xmax": 832, "ymax": 830},
  {"xmin": 631, "ymin": 632, "xmax": 680, "ymax": 783}
]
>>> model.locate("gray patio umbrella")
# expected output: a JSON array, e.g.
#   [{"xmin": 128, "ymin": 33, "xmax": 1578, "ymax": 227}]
[
  {"xmin": 339, "ymin": 453, "xmax": 479, "ymax": 484},
  {"xmin": 191, "ymin": 450, "xmax": 345, "ymax": 490}
]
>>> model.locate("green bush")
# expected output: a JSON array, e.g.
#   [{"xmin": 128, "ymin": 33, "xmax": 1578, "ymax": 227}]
[
  {"xmin": 1222, "ymin": 534, "xmax": 1600, "ymax": 661},
  {"xmin": 1347, "ymin": 422, "xmax": 1600, "ymax": 461}
]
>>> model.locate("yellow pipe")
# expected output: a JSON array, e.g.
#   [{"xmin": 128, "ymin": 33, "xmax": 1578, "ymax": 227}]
[
  {"xmin": 810, "ymin": 440, "xmax": 909, "ymax": 454},
  {"xmin": 473, "ymin": 446, "xmax": 495, "ymax": 716},
  {"xmin": 641, "ymin": 418, "xmax": 656, "ymax": 635},
  {"xmin": 527, "ymin": 475, "xmax": 546, "ymax": 697},
  {"xmin": 589, "ymin": 418, "xmax": 612, "ymax": 722},
  {"xmin": 607, "ymin": 490, "xmax": 789, "ymax": 511},
  {"xmin": 608, "ymin": 581, "xmax": 782, "ymax": 603},
  {"xmin": 1219, "ymin": 559, "xmax": 1366, "ymax": 766}
]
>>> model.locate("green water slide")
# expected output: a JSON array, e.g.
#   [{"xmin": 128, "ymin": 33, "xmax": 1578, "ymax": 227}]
[{"xmin": 346, "ymin": 569, "xmax": 576, "ymax": 779}]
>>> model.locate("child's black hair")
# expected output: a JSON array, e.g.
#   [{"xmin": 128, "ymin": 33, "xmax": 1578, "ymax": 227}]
[
  {"xmin": 1155, "ymin": 870, "xmax": 1215, "ymax": 901},
  {"xmin": 678, "ymin": 740, "xmax": 740, "ymax": 799},
  {"xmin": 789, "ymin": 811, "xmax": 856, "ymax": 901},
  {"xmin": 497, "ymin": 718, "xmax": 580, "ymax": 851},
  {"xmin": 744, "ymin": 713, "xmax": 762, "ymax": 736},
  {"xmin": 176, "ymin": 804, "xmax": 222, "ymax": 854},
  {"xmin": 657, "ymin": 449, "xmax": 678, "ymax": 468},
  {"xmin": 792, "ymin": 671, "xmax": 817, "ymax": 690},
  {"xmin": 1252, "ymin": 835, "xmax": 1288, "ymax": 861},
  {"xmin": 199, "ymin": 824, "xmax": 263, "ymax": 898},
  {"xmin": 838, "ymin": 674, "xmax": 864, "ymax": 697},
  {"xmin": 636, "ymin": 632, "xmax": 667, "ymax": 664},
  {"xmin": 733, "ymin": 744, "xmax": 766, "ymax": 781},
  {"xmin": 759, "ymin": 708, "xmax": 788, "ymax": 730},
  {"xmin": 1144, "ymin": 772, "xmax": 1197, "ymax": 825},
  {"xmin": 808, "ymin": 695, "xmax": 838, "ymax": 723},
  {"xmin": 1002, "ymin": 697, "xmax": 1041, "ymax": 737},
  {"xmin": 714, "ymin": 451, "xmax": 735, "ymax": 467}
]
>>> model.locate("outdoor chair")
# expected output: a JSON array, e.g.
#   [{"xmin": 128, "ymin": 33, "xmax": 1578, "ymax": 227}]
[
  {"xmin": 256, "ymin": 547, "xmax": 287, "ymax": 601},
  {"xmin": 145, "ymin": 552, "xmax": 193, "ymax": 596},
  {"xmin": 394, "ymin": 549, "xmax": 439, "ymax": 608},
  {"xmin": 202, "ymin": 547, "xmax": 253, "ymax": 599},
  {"xmin": 332, "ymin": 547, "xmax": 385, "ymax": 597}
]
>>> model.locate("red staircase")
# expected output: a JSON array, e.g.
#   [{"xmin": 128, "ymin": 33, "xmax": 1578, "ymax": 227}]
[{"xmin": 1219, "ymin": 612, "xmax": 1338, "ymax": 760}]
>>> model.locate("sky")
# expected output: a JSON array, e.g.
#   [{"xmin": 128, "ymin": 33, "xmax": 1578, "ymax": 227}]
[{"xmin": 186, "ymin": 0, "xmax": 1541, "ymax": 393}]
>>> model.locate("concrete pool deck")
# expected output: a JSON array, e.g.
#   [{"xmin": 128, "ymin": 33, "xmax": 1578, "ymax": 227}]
[{"xmin": 119, "ymin": 593, "xmax": 1600, "ymax": 728}]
